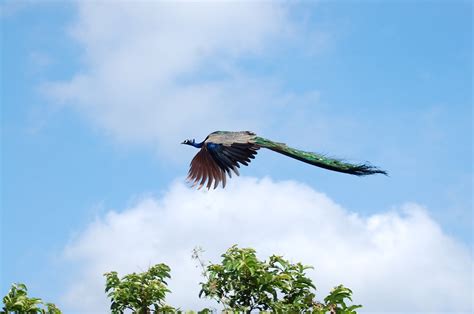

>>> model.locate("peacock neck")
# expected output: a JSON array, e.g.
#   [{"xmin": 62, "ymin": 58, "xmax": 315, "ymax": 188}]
[{"xmin": 192, "ymin": 141, "xmax": 204, "ymax": 148}]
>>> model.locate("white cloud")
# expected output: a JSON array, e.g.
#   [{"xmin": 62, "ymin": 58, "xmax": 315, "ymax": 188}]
[
  {"xmin": 62, "ymin": 177, "xmax": 473, "ymax": 313},
  {"xmin": 43, "ymin": 1, "xmax": 331, "ymax": 159}
]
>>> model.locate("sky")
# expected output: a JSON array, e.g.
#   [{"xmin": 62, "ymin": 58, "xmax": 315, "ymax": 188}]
[{"xmin": 1, "ymin": 0, "xmax": 472, "ymax": 313}]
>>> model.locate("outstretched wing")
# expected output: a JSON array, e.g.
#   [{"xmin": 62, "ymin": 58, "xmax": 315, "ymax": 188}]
[
  {"xmin": 187, "ymin": 146, "xmax": 226, "ymax": 190},
  {"xmin": 187, "ymin": 143, "xmax": 259, "ymax": 189}
]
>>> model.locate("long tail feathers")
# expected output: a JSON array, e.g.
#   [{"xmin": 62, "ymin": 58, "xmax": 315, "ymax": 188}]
[{"xmin": 253, "ymin": 137, "xmax": 387, "ymax": 176}]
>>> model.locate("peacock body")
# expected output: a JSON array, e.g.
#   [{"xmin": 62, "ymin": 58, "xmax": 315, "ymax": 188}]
[{"xmin": 182, "ymin": 131, "xmax": 387, "ymax": 189}]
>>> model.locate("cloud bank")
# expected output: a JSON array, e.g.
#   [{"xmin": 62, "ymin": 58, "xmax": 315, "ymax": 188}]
[{"xmin": 62, "ymin": 177, "xmax": 473, "ymax": 313}]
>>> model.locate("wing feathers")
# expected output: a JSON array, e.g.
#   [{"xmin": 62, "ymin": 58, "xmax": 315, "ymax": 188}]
[
  {"xmin": 187, "ymin": 142, "xmax": 259, "ymax": 189},
  {"xmin": 213, "ymin": 151, "xmax": 236, "ymax": 177}
]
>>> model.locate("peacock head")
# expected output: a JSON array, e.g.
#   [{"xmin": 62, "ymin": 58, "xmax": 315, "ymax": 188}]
[
  {"xmin": 181, "ymin": 139, "xmax": 196, "ymax": 146},
  {"xmin": 181, "ymin": 138, "xmax": 205, "ymax": 148}
]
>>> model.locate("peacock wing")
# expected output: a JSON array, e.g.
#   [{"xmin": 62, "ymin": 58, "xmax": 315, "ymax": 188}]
[
  {"xmin": 207, "ymin": 143, "xmax": 259, "ymax": 179},
  {"xmin": 187, "ymin": 146, "xmax": 226, "ymax": 190}
]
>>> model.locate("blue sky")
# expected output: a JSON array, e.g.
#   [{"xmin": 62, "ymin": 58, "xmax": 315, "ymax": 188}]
[{"xmin": 1, "ymin": 1, "xmax": 472, "ymax": 312}]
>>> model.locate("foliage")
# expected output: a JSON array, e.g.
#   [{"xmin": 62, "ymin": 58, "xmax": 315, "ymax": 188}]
[
  {"xmin": 195, "ymin": 245, "xmax": 361, "ymax": 313},
  {"xmin": 104, "ymin": 264, "xmax": 174, "ymax": 314},
  {"xmin": 318, "ymin": 285, "xmax": 362, "ymax": 314},
  {"xmin": 196, "ymin": 245, "xmax": 315, "ymax": 312},
  {"xmin": 3, "ymin": 246, "xmax": 362, "ymax": 314},
  {"xmin": 1, "ymin": 283, "xmax": 61, "ymax": 314}
]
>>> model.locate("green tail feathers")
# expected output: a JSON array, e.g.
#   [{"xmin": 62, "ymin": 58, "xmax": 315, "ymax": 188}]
[{"xmin": 253, "ymin": 137, "xmax": 387, "ymax": 176}]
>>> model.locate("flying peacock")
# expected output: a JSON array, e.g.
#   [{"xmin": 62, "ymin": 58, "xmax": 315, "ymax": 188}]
[{"xmin": 182, "ymin": 131, "xmax": 387, "ymax": 189}]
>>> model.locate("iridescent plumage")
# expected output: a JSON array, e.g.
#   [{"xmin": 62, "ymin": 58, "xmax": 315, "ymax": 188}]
[{"xmin": 182, "ymin": 131, "xmax": 387, "ymax": 189}]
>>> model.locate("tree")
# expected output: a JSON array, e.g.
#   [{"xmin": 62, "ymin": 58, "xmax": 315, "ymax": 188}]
[
  {"xmin": 195, "ymin": 245, "xmax": 362, "ymax": 313},
  {"xmin": 1, "ymin": 283, "xmax": 61, "ymax": 314},
  {"xmin": 104, "ymin": 264, "xmax": 174, "ymax": 314}
]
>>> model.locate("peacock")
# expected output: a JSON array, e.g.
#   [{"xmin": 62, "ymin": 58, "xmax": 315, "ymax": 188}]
[{"xmin": 182, "ymin": 131, "xmax": 387, "ymax": 189}]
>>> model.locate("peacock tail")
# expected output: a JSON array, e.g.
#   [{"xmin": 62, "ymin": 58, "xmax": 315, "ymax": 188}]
[{"xmin": 253, "ymin": 136, "xmax": 387, "ymax": 176}]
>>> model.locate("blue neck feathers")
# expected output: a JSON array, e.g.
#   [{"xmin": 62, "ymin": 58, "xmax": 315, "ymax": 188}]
[{"xmin": 192, "ymin": 141, "xmax": 204, "ymax": 148}]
